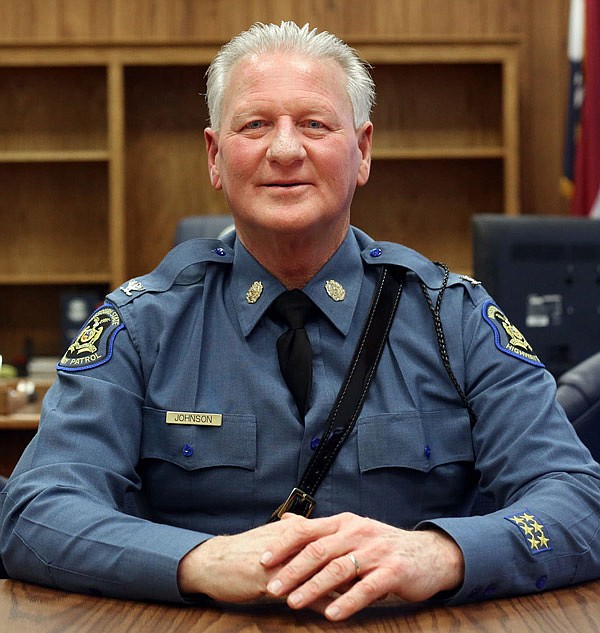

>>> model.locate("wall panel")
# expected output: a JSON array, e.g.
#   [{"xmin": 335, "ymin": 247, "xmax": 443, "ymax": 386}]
[
  {"xmin": 0, "ymin": 0, "xmax": 571, "ymax": 218},
  {"xmin": 0, "ymin": 0, "xmax": 524, "ymax": 43}
]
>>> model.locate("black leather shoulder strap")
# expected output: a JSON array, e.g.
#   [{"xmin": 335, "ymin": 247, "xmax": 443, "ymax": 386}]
[{"xmin": 268, "ymin": 265, "xmax": 406, "ymax": 522}]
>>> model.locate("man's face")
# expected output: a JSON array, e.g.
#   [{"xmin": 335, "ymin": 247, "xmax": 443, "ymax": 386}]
[{"xmin": 205, "ymin": 52, "xmax": 372, "ymax": 242}]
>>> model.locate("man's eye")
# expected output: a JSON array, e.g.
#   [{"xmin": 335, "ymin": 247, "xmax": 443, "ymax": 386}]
[
  {"xmin": 306, "ymin": 120, "xmax": 324, "ymax": 129},
  {"xmin": 245, "ymin": 120, "xmax": 263, "ymax": 130}
]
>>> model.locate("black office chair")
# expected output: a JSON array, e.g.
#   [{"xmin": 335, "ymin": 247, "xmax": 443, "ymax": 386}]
[
  {"xmin": 0, "ymin": 475, "xmax": 7, "ymax": 577},
  {"xmin": 174, "ymin": 214, "xmax": 234, "ymax": 245},
  {"xmin": 556, "ymin": 351, "xmax": 600, "ymax": 461},
  {"xmin": 470, "ymin": 353, "xmax": 600, "ymax": 517}
]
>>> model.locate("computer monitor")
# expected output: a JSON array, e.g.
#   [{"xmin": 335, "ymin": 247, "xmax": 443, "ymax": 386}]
[{"xmin": 472, "ymin": 214, "xmax": 600, "ymax": 378}]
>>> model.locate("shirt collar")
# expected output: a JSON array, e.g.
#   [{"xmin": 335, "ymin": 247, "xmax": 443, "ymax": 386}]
[{"xmin": 231, "ymin": 231, "xmax": 364, "ymax": 337}]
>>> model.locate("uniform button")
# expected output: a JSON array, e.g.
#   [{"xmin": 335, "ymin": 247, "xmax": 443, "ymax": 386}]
[
  {"xmin": 182, "ymin": 443, "xmax": 194, "ymax": 457},
  {"xmin": 310, "ymin": 436, "xmax": 321, "ymax": 450},
  {"xmin": 213, "ymin": 247, "xmax": 226, "ymax": 257},
  {"xmin": 535, "ymin": 576, "xmax": 548, "ymax": 590},
  {"xmin": 369, "ymin": 247, "xmax": 382, "ymax": 258},
  {"xmin": 424, "ymin": 444, "xmax": 431, "ymax": 459}
]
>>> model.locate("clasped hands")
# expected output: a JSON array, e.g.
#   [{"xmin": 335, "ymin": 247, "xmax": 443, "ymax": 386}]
[{"xmin": 177, "ymin": 511, "xmax": 464, "ymax": 622}]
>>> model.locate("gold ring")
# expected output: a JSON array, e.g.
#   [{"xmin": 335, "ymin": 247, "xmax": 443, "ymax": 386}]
[{"xmin": 346, "ymin": 553, "xmax": 360, "ymax": 577}]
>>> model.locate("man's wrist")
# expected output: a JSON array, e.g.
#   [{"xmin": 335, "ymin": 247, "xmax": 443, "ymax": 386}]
[
  {"xmin": 177, "ymin": 537, "xmax": 216, "ymax": 596},
  {"xmin": 419, "ymin": 526, "xmax": 465, "ymax": 594}
]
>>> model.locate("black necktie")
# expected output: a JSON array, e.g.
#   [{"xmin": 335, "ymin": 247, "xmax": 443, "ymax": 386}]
[{"xmin": 270, "ymin": 290, "xmax": 315, "ymax": 417}]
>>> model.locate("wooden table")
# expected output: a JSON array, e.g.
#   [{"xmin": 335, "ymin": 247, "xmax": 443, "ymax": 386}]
[
  {"xmin": 0, "ymin": 379, "xmax": 51, "ymax": 476},
  {"xmin": 1, "ymin": 578, "xmax": 600, "ymax": 633},
  {"xmin": 0, "ymin": 400, "xmax": 40, "ymax": 477}
]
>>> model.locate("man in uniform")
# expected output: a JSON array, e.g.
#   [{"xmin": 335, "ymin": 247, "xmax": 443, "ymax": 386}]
[{"xmin": 2, "ymin": 21, "xmax": 600, "ymax": 622}]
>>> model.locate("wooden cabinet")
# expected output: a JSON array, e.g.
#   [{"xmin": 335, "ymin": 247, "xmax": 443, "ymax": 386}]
[
  {"xmin": 0, "ymin": 60, "xmax": 112, "ymax": 362},
  {"xmin": 0, "ymin": 42, "xmax": 519, "ymax": 363},
  {"xmin": 352, "ymin": 43, "xmax": 519, "ymax": 270}
]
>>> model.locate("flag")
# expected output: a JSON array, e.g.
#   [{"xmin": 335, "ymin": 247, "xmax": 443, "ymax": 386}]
[
  {"xmin": 561, "ymin": 0, "xmax": 585, "ymax": 200},
  {"xmin": 570, "ymin": 0, "xmax": 600, "ymax": 217}
]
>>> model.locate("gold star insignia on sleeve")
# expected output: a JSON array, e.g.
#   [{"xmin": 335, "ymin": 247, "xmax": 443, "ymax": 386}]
[{"xmin": 505, "ymin": 511, "xmax": 552, "ymax": 555}]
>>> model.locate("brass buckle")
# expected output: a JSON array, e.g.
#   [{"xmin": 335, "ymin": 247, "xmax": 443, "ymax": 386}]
[{"xmin": 275, "ymin": 487, "xmax": 316, "ymax": 519}]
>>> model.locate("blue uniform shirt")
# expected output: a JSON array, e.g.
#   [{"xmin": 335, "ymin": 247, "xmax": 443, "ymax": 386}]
[{"xmin": 2, "ymin": 227, "xmax": 600, "ymax": 603}]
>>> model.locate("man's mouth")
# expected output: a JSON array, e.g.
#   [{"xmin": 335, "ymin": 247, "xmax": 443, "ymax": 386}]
[{"xmin": 265, "ymin": 182, "xmax": 308, "ymax": 188}]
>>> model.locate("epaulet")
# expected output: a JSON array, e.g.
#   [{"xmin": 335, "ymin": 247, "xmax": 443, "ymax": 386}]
[
  {"xmin": 445, "ymin": 271, "xmax": 488, "ymax": 302},
  {"xmin": 357, "ymin": 235, "xmax": 486, "ymax": 301},
  {"xmin": 455, "ymin": 273, "xmax": 482, "ymax": 287},
  {"xmin": 108, "ymin": 238, "xmax": 233, "ymax": 307},
  {"xmin": 359, "ymin": 240, "xmax": 446, "ymax": 289}
]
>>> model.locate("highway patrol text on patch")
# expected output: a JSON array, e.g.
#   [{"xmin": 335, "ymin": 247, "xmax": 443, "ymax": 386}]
[
  {"xmin": 57, "ymin": 305, "xmax": 124, "ymax": 372},
  {"xmin": 482, "ymin": 300, "xmax": 544, "ymax": 367}
]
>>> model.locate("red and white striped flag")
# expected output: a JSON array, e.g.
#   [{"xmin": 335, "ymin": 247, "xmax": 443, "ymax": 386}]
[{"xmin": 570, "ymin": 0, "xmax": 600, "ymax": 217}]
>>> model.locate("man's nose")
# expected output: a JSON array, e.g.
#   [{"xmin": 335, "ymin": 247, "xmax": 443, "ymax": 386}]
[{"xmin": 266, "ymin": 121, "xmax": 306, "ymax": 165}]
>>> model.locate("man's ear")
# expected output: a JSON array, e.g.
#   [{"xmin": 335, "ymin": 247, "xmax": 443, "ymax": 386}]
[
  {"xmin": 204, "ymin": 128, "xmax": 222, "ymax": 190},
  {"xmin": 356, "ymin": 121, "xmax": 373, "ymax": 188}
]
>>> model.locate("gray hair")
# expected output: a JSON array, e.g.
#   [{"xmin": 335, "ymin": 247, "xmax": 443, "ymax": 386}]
[{"xmin": 205, "ymin": 21, "xmax": 375, "ymax": 130}]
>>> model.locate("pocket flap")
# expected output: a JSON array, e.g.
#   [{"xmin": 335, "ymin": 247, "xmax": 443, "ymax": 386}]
[
  {"xmin": 141, "ymin": 406, "xmax": 256, "ymax": 471},
  {"xmin": 358, "ymin": 410, "xmax": 473, "ymax": 473}
]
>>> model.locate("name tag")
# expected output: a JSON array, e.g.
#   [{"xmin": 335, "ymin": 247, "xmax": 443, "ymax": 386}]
[{"xmin": 166, "ymin": 411, "xmax": 223, "ymax": 427}]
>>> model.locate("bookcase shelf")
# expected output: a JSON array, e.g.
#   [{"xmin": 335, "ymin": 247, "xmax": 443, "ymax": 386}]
[
  {"xmin": 371, "ymin": 147, "xmax": 506, "ymax": 159},
  {"xmin": 0, "ymin": 150, "xmax": 110, "ymax": 163},
  {"xmin": 0, "ymin": 66, "xmax": 108, "ymax": 152},
  {"xmin": 0, "ymin": 42, "xmax": 519, "ymax": 363}
]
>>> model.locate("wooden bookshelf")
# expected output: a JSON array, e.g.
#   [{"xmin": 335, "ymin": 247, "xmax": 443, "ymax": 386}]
[{"xmin": 0, "ymin": 41, "xmax": 519, "ymax": 362}]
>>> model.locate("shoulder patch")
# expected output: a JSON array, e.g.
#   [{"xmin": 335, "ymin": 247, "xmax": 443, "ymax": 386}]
[
  {"xmin": 57, "ymin": 305, "xmax": 124, "ymax": 372},
  {"xmin": 482, "ymin": 300, "xmax": 544, "ymax": 367},
  {"xmin": 505, "ymin": 510, "xmax": 552, "ymax": 555}
]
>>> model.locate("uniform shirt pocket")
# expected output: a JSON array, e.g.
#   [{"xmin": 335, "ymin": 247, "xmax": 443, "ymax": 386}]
[
  {"xmin": 139, "ymin": 406, "xmax": 257, "ymax": 532},
  {"xmin": 141, "ymin": 406, "xmax": 256, "ymax": 470},
  {"xmin": 357, "ymin": 410, "xmax": 475, "ymax": 527}
]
